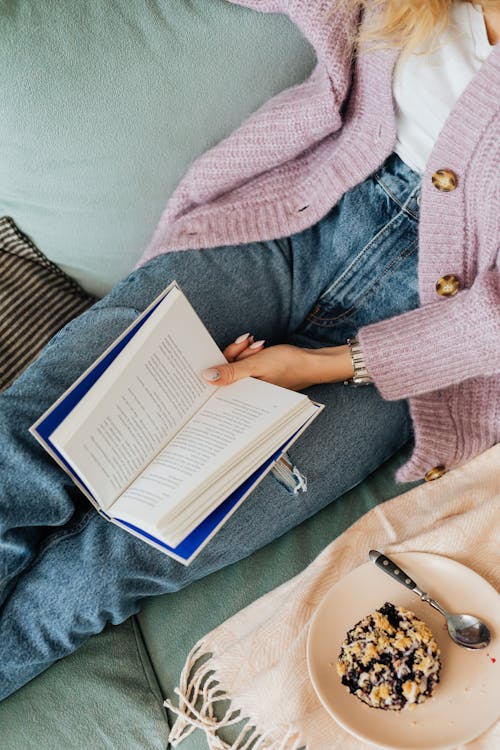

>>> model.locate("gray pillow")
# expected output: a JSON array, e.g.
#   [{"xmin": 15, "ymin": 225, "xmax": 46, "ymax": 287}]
[{"xmin": 0, "ymin": 216, "xmax": 95, "ymax": 391}]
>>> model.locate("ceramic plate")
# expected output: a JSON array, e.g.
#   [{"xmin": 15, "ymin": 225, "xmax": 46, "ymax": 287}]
[{"xmin": 307, "ymin": 552, "xmax": 500, "ymax": 749}]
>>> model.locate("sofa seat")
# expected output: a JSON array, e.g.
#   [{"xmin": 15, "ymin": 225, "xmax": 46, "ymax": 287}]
[
  {"xmin": 0, "ymin": 3, "xmax": 418, "ymax": 747},
  {"xmin": 0, "ymin": 447, "xmax": 416, "ymax": 749}
]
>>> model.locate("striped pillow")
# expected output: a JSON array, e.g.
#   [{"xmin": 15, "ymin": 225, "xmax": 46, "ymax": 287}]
[{"xmin": 0, "ymin": 217, "xmax": 96, "ymax": 391}]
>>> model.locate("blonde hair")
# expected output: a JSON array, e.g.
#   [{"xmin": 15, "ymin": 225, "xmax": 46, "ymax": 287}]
[{"xmin": 348, "ymin": 1, "xmax": 496, "ymax": 56}]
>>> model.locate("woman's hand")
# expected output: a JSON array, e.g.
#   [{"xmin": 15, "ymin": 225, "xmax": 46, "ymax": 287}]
[{"xmin": 203, "ymin": 332, "xmax": 354, "ymax": 391}]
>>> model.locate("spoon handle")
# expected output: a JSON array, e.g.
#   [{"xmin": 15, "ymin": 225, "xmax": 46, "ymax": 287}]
[{"xmin": 369, "ymin": 550, "xmax": 419, "ymax": 591}]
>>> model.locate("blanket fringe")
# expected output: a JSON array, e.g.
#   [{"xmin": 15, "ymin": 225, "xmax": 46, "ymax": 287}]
[{"xmin": 165, "ymin": 642, "xmax": 304, "ymax": 750}]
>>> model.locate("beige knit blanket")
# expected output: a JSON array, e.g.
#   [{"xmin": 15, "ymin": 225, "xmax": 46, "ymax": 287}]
[{"xmin": 166, "ymin": 444, "xmax": 500, "ymax": 750}]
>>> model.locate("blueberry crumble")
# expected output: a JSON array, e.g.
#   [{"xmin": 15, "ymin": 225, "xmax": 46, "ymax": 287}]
[{"xmin": 336, "ymin": 602, "xmax": 441, "ymax": 710}]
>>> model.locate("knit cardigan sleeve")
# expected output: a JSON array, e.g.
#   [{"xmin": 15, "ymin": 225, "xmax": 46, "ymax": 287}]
[
  {"xmin": 226, "ymin": 1, "xmax": 356, "ymax": 51},
  {"xmin": 357, "ymin": 268, "xmax": 500, "ymax": 401},
  {"xmin": 226, "ymin": 0, "xmax": 285, "ymax": 11}
]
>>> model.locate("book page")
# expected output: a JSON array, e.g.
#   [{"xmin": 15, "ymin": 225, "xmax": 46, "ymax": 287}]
[
  {"xmin": 50, "ymin": 286, "xmax": 225, "ymax": 508},
  {"xmin": 109, "ymin": 400, "xmax": 322, "ymax": 565},
  {"xmin": 158, "ymin": 401, "xmax": 320, "ymax": 546},
  {"xmin": 110, "ymin": 378, "xmax": 309, "ymax": 529}
]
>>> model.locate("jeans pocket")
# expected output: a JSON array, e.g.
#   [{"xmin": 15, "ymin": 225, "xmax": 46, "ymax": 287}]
[{"xmin": 298, "ymin": 216, "xmax": 419, "ymax": 345}]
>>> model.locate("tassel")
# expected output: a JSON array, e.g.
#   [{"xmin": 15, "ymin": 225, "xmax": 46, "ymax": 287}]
[{"xmin": 165, "ymin": 642, "xmax": 304, "ymax": 749}]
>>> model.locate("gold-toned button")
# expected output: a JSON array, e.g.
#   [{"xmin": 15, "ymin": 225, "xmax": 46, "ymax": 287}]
[
  {"xmin": 431, "ymin": 169, "xmax": 458, "ymax": 192},
  {"xmin": 436, "ymin": 274, "xmax": 460, "ymax": 297},
  {"xmin": 424, "ymin": 465, "xmax": 446, "ymax": 481}
]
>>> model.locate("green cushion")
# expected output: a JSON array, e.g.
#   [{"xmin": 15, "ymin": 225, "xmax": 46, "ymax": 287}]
[
  {"xmin": 0, "ymin": 617, "xmax": 169, "ymax": 750},
  {"xmin": 0, "ymin": 448, "xmax": 416, "ymax": 750},
  {"xmin": 138, "ymin": 445, "xmax": 418, "ymax": 750},
  {"xmin": 0, "ymin": 0, "xmax": 315, "ymax": 297},
  {"xmin": 1, "ymin": 8, "xmax": 415, "ymax": 748}
]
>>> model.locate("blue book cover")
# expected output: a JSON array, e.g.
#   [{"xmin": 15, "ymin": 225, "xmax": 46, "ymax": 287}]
[{"xmin": 30, "ymin": 282, "xmax": 322, "ymax": 565}]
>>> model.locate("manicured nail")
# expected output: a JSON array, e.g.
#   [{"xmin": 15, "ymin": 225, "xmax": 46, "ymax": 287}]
[
  {"xmin": 249, "ymin": 339, "xmax": 265, "ymax": 349},
  {"xmin": 203, "ymin": 368, "xmax": 221, "ymax": 381},
  {"xmin": 235, "ymin": 332, "xmax": 251, "ymax": 344}
]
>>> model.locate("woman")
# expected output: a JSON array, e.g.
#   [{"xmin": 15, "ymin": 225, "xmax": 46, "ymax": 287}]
[{"xmin": 1, "ymin": 0, "xmax": 498, "ymax": 697}]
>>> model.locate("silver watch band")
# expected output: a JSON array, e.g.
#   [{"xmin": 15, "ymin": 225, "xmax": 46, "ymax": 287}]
[{"xmin": 344, "ymin": 336, "xmax": 372, "ymax": 386}]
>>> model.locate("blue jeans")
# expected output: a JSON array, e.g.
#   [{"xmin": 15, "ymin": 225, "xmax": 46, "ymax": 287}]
[{"xmin": 0, "ymin": 153, "xmax": 421, "ymax": 698}]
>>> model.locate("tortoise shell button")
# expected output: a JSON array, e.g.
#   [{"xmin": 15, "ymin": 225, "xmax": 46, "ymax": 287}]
[
  {"xmin": 436, "ymin": 275, "xmax": 460, "ymax": 297},
  {"xmin": 431, "ymin": 169, "xmax": 458, "ymax": 192},
  {"xmin": 424, "ymin": 465, "xmax": 446, "ymax": 481}
]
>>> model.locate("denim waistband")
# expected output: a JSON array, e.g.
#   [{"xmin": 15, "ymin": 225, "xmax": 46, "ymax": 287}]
[{"xmin": 375, "ymin": 152, "xmax": 422, "ymax": 219}]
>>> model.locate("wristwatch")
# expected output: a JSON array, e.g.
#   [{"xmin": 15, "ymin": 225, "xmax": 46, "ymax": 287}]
[{"xmin": 344, "ymin": 336, "xmax": 372, "ymax": 386}]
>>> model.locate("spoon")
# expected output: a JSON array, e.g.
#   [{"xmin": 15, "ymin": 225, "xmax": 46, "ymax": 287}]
[{"xmin": 369, "ymin": 550, "xmax": 491, "ymax": 650}]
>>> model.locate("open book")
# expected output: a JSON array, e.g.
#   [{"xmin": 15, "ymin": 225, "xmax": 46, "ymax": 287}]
[{"xmin": 31, "ymin": 283, "xmax": 323, "ymax": 564}]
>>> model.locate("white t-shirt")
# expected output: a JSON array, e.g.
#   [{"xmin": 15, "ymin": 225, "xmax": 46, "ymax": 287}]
[{"xmin": 393, "ymin": 2, "xmax": 494, "ymax": 174}]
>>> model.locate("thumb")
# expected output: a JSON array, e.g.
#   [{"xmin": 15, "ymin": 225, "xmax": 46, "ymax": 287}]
[{"xmin": 202, "ymin": 359, "xmax": 253, "ymax": 386}]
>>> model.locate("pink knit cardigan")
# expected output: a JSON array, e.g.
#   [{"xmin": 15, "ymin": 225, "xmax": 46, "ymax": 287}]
[{"xmin": 140, "ymin": 0, "xmax": 500, "ymax": 482}]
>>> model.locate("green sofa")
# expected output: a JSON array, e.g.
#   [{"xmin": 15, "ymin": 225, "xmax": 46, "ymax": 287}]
[{"xmin": 0, "ymin": 2, "xmax": 417, "ymax": 747}]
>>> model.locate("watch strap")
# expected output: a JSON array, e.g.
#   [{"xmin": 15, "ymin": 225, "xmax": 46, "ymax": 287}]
[{"xmin": 344, "ymin": 336, "xmax": 372, "ymax": 386}]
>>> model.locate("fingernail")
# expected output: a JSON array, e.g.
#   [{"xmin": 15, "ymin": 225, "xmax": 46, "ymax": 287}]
[
  {"xmin": 235, "ymin": 332, "xmax": 251, "ymax": 344},
  {"xmin": 249, "ymin": 339, "xmax": 265, "ymax": 349},
  {"xmin": 202, "ymin": 368, "xmax": 221, "ymax": 381}
]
